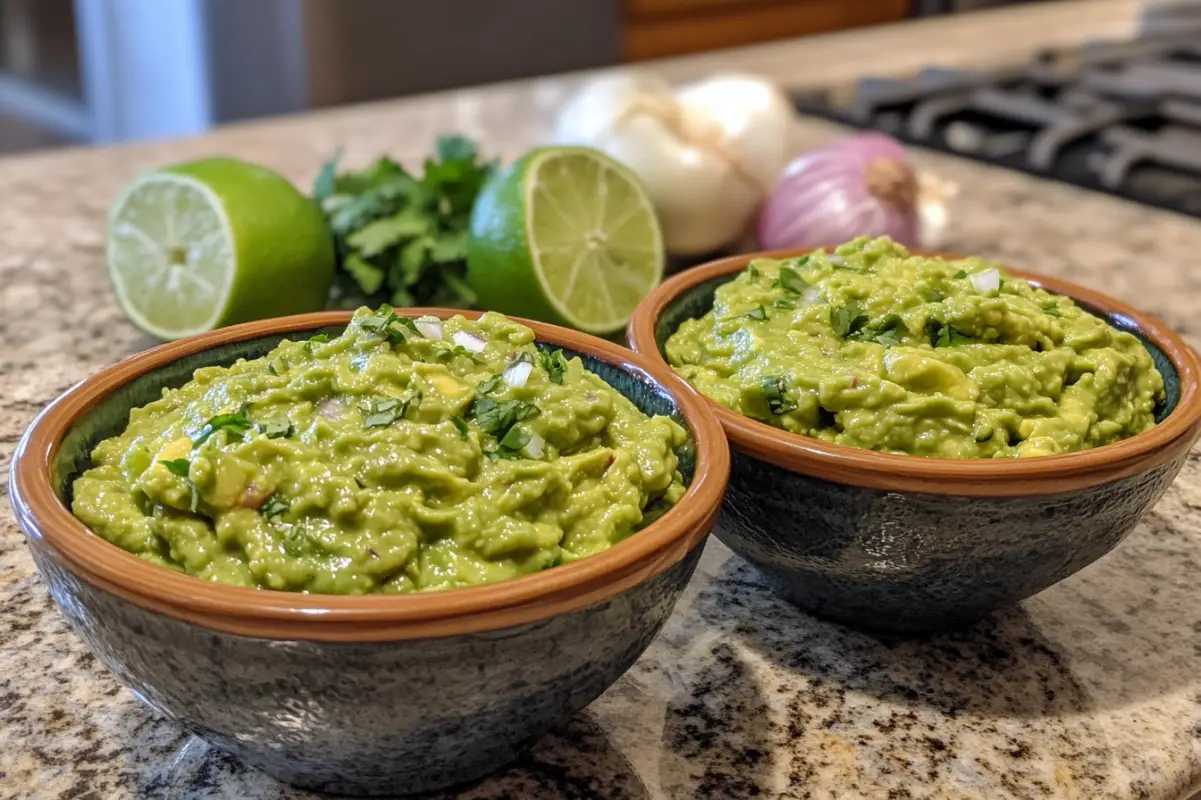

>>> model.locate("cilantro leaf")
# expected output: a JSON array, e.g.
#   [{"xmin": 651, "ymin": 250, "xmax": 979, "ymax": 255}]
[
  {"xmin": 193, "ymin": 407, "xmax": 254, "ymax": 446},
  {"xmin": 831, "ymin": 302, "xmax": 870, "ymax": 337},
  {"xmin": 317, "ymin": 137, "xmax": 496, "ymax": 309},
  {"xmin": 469, "ymin": 397, "xmax": 540, "ymax": 436},
  {"xmin": 359, "ymin": 307, "xmax": 421, "ymax": 343},
  {"xmin": 476, "ymin": 375, "xmax": 504, "ymax": 395},
  {"xmin": 925, "ymin": 318, "xmax": 974, "ymax": 347},
  {"xmin": 435, "ymin": 134, "xmax": 478, "ymax": 164},
  {"xmin": 161, "ymin": 458, "xmax": 190, "ymax": 478},
  {"xmin": 539, "ymin": 348, "xmax": 569, "ymax": 384},
  {"xmin": 747, "ymin": 263, "xmax": 759, "ymax": 280},
  {"xmin": 282, "ymin": 527, "xmax": 312, "ymax": 557},
  {"xmin": 920, "ymin": 287, "xmax": 945, "ymax": 303},
  {"xmin": 363, "ymin": 394, "xmax": 416, "ymax": 428},
  {"xmin": 953, "ymin": 269, "xmax": 968, "ymax": 280},
  {"xmin": 772, "ymin": 265, "xmax": 809, "ymax": 295},
  {"xmin": 488, "ymin": 425, "xmax": 533, "ymax": 460},
  {"xmin": 451, "ymin": 416, "xmax": 470, "ymax": 439},
  {"xmin": 262, "ymin": 421, "xmax": 293, "ymax": 439},
  {"xmin": 346, "ymin": 210, "xmax": 430, "ymax": 258},
  {"xmin": 1043, "ymin": 303, "xmax": 1062, "ymax": 318},
  {"xmin": 849, "ymin": 313, "xmax": 906, "ymax": 347},
  {"xmin": 725, "ymin": 305, "xmax": 768, "ymax": 322},
  {"xmin": 313, "ymin": 151, "xmax": 340, "ymax": 205},
  {"xmin": 761, "ymin": 376, "xmax": 797, "ymax": 415},
  {"xmin": 773, "ymin": 299, "xmax": 796, "ymax": 309},
  {"xmin": 261, "ymin": 494, "xmax": 290, "ymax": 520}
]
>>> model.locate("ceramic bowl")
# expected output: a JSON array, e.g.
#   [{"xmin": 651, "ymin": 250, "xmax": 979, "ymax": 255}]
[
  {"xmin": 628, "ymin": 250, "xmax": 1201, "ymax": 633},
  {"xmin": 10, "ymin": 309, "xmax": 729, "ymax": 796}
]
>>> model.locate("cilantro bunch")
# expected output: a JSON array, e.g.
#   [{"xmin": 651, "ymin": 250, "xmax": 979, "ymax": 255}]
[{"xmin": 315, "ymin": 136, "xmax": 498, "ymax": 309}]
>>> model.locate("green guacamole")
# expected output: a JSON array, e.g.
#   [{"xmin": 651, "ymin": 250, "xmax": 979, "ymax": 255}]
[
  {"xmin": 72, "ymin": 309, "xmax": 687, "ymax": 594},
  {"xmin": 666, "ymin": 237, "xmax": 1163, "ymax": 459}
]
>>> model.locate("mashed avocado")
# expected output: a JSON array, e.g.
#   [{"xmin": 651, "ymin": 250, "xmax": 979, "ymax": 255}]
[
  {"xmin": 72, "ymin": 309, "xmax": 687, "ymax": 594},
  {"xmin": 666, "ymin": 237, "xmax": 1163, "ymax": 458}
]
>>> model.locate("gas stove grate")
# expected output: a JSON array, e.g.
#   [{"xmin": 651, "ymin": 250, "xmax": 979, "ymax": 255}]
[{"xmin": 791, "ymin": 32, "xmax": 1201, "ymax": 218}]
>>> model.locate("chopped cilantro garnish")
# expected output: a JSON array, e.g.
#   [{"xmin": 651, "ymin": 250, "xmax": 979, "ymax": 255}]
[
  {"xmin": 261, "ymin": 493, "xmax": 290, "ymax": 519},
  {"xmin": 831, "ymin": 301, "xmax": 870, "ymax": 338},
  {"xmin": 438, "ymin": 343, "xmax": 483, "ymax": 362},
  {"xmin": 469, "ymin": 397, "xmax": 539, "ymax": 436},
  {"xmin": 476, "ymin": 375, "xmax": 504, "ymax": 395},
  {"xmin": 747, "ymin": 263, "xmax": 759, "ymax": 280},
  {"xmin": 925, "ymin": 318, "xmax": 974, "ymax": 347},
  {"xmin": 761, "ymin": 376, "xmax": 797, "ymax": 415},
  {"xmin": 451, "ymin": 415, "xmax": 470, "ymax": 439},
  {"xmin": 363, "ymin": 394, "xmax": 416, "ymax": 428},
  {"xmin": 493, "ymin": 425, "xmax": 531, "ymax": 459},
  {"xmin": 282, "ymin": 528, "xmax": 311, "ymax": 557},
  {"xmin": 539, "ymin": 348, "xmax": 569, "ymax": 384},
  {"xmin": 953, "ymin": 269, "xmax": 968, "ymax": 280},
  {"xmin": 773, "ymin": 299, "xmax": 797, "ymax": 309},
  {"xmin": 920, "ymin": 288, "xmax": 945, "ymax": 303},
  {"xmin": 849, "ymin": 313, "xmax": 906, "ymax": 347},
  {"xmin": 304, "ymin": 333, "xmax": 331, "ymax": 355},
  {"xmin": 192, "ymin": 406, "xmax": 255, "ymax": 446},
  {"xmin": 772, "ymin": 264, "xmax": 809, "ymax": 295},
  {"xmin": 266, "ymin": 362, "xmax": 279, "ymax": 376},
  {"xmin": 160, "ymin": 458, "xmax": 190, "ymax": 478},
  {"xmin": 1043, "ymin": 303, "xmax": 1062, "ymax": 318},
  {"xmin": 262, "ymin": 421, "xmax": 293, "ymax": 439},
  {"xmin": 359, "ymin": 307, "xmax": 421, "ymax": 343}
]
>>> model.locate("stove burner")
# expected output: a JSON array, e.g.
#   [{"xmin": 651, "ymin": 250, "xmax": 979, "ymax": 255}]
[{"xmin": 791, "ymin": 32, "xmax": 1201, "ymax": 218}]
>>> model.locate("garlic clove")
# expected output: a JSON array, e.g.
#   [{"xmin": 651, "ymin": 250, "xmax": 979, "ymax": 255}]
[
  {"xmin": 602, "ymin": 115, "xmax": 759, "ymax": 255},
  {"xmin": 916, "ymin": 171, "xmax": 959, "ymax": 251},
  {"xmin": 554, "ymin": 72, "xmax": 677, "ymax": 146},
  {"xmin": 674, "ymin": 73, "xmax": 796, "ymax": 191}
]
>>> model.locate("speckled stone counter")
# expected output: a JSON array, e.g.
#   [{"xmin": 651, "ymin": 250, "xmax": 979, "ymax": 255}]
[{"xmin": 5, "ymin": 2, "xmax": 1201, "ymax": 798}]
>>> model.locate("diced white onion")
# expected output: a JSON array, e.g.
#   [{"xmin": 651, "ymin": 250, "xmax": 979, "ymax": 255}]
[
  {"xmin": 317, "ymin": 397, "xmax": 346, "ymax": 420},
  {"xmin": 452, "ymin": 331, "xmax": 487, "ymax": 353},
  {"xmin": 414, "ymin": 316, "xmax": 443, "ymax": 340},
  {"xmin": 503, "ymin": 360, "xmax": 533, "ymax": 388},
  {"xmin": 803, "ymin": 288, "xmax": 823, "ymax": 305},
  {"xmin": 827, "ymin": 253, "xmax": 845, "ymax": 266},
  {"xmin": 523, "ymin": 431, "xmax": 546, "ymax": 459},
  {"xmin": 970, "ymin": 268, "xmax": 1000, "ymax": 294}
]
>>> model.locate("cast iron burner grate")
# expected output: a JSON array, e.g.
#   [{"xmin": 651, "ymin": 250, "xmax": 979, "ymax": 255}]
[{"xmin": 791, "ymin": 31, "xmax": 1201, "ymax": 217}]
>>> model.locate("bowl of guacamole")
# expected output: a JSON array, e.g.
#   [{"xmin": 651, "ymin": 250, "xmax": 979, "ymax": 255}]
[
  {"xmin": 629, "ymin": 237, "xmax": 1201, "ymax": 632},
  {"xmin": 10, "ymin": 308, "xmax": 729, "ymax": 795}
]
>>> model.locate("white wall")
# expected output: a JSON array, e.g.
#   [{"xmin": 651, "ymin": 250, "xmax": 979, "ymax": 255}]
[{"xmin": 74, "ymin": 0, "xmax": 213, "ymax": 143}]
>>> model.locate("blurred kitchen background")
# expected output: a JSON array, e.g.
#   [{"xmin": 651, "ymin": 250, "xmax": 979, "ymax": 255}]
[{"xmin": 0, "ymin": 0, "xmax": 1055, "ymax": 155}]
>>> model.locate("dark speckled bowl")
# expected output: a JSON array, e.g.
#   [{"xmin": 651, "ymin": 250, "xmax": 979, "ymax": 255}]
[
  {"xmin": 629, "ymin": 250, "xmax": 1201, "ymax": 633},
  {"xmin": 10, "ymin": 310, "xmax": 729, "ymax": 796}
]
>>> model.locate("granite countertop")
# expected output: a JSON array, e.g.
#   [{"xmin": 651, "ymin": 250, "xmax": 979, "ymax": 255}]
[{"xmin": 5, "ymin": 2, "xmax": 1201, "ymax": 798}]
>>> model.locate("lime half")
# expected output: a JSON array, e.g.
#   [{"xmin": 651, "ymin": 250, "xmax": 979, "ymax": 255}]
[
  {"xmin": 106, "ymin": 157, "xmax": 334, "ymax": 341},
  {"xmin": 467, "ymin": 146, "xmax": 664, "ymax": 335}
]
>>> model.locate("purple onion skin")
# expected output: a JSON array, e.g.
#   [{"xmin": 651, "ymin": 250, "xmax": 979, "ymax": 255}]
[{"xmin": 757, "ymin": 132, "xmax": 919, "ymax": 251}]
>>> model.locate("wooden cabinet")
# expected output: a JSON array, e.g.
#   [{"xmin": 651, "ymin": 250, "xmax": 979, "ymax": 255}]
[{"xmin": 622, "ymin": 0, "xmax": 912, "ymax": 61}]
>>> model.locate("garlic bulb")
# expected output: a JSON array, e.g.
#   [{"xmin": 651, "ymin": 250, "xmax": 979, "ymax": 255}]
[{"xmin": 554, "ymin": 71, "xmax": 795, "ymax": 255}]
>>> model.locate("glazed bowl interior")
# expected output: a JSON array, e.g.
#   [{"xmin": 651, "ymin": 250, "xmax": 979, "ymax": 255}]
[
  {"xmin": 650, "ymin": 272, "xmax": 1183, "ymax": 426},
  {"xmin": 17, "ymin": 309, "xmax": 728, "ymax": 641}
]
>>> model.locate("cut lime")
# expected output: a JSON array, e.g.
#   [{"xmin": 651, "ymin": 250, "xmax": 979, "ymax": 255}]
[
  {"xmin": 466, "ymin": 146, "xmax": 664, "ymax": 335},
  {"xmin": 107, "ymin": 157, "xmax": 334, "ymax": 341}
]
